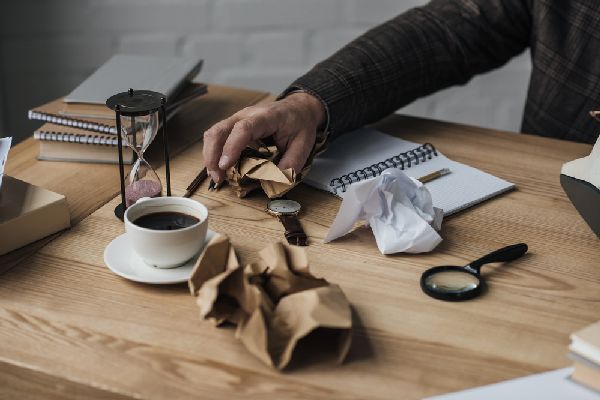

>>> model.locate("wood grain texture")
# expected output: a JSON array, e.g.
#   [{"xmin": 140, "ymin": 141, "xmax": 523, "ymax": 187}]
[
  {"xmin": 1, "ymin": 95, "xmax": 599, "ymax": 399},
  {"xmin": 0, "ymin": 359, "xmax": 134, "ymax": 400},
  {"xmin": 0, "ymin": 85, "xmax": 269, "ymax": 274}
]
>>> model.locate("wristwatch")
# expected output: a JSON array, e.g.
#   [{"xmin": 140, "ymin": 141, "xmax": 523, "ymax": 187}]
[{"xmin": 266, "ymin": 199, "xmax": 308, "ymax": 246}]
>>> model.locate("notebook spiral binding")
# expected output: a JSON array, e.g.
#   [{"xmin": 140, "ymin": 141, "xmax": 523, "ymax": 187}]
[
  {"xmin": 28, "ymin": 110, "xmax": 117, "ymax": 134},
  {"xmin": 34, "ymin": 131, "xmax": 119, "ymax": 146},
  {"xmin": 329, "ymin": 142, "xmax": 438, "ymax": 194}
]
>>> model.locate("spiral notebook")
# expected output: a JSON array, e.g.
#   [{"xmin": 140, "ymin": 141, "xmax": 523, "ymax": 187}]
[
  {"xmin": 33, "ymin": 123, "xmax": 134, "ymax": 164},
  {"xmin": 28, "ymin": 82, "xmax": 208, "ymax": 135},
  {"xmin": 304, "ymin": 127, "xmax": 515, "ymax": 216}
]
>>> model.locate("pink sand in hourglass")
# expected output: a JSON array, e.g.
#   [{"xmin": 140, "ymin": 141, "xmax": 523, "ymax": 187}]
[{"xmin": 125, "ymin": 180, "xmax": 162, "ymax": 207}]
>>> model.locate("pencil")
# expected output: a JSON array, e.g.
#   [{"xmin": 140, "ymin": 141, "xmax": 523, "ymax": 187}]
[
  {"xmin": 418, "ymin": 168, "xmax": 451, "ymax": 184},
  {"xmin": 183, "ymin": 167, "xmax": 208, "ymax": 198},
  {"xmin": 208, "ymin": 180, "xmax": 224, "ymax": 191}
]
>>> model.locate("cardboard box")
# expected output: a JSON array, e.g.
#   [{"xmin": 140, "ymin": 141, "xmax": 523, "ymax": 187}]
[{"xmin": 0, "ymin": 176, "xmax": 70, "ymax": 255}]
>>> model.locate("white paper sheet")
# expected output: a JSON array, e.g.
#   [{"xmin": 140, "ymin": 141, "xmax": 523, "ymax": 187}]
[
  {"xmin": 324, "ymin": 168, "xmax": 443, "ymax": 254},
  {"xmin": 425, "ymin": 368, "xmax": 600, "ymax": 400},
  {"xmin": 304, "ymin": 127, "xmax": 515, "ymax": 216},
  {"xmin": 0, "ymin": 137, "xmax": 12, "ymax": 191},
  {"xmin": 562, "ymin": 136, "xmax": 600, "ymax": 189}
]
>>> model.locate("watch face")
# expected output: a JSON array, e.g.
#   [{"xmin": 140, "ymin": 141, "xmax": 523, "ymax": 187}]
[{"xmin": 267, "ymin": 199, "xmax": 301, "ymax": 215}]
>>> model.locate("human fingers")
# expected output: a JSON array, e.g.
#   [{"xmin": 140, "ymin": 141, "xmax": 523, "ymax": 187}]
[
  {"xmin": 203, "ymin": 116, "xmax": 240, "ymax": 183},
  {"xmin": 277, "ymin": 129, "xmax": 316, "ymax": 174},
  {"xmin": 218, "ymin": 115, "xmax": 275, "ymax": 170}
]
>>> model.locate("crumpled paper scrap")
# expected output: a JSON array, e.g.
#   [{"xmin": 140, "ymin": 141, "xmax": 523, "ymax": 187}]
[
  {"xmin": 325, "ymin": 168, "xmax": 443, "ymax": 254},
  {"xmin": 188, "ymin": 234, "xmax": 352, "ymax": 370},
  {"xmin": 226, "ymin": 135, "xmax": 327, "ymax": 198},
  {"xmin": 561, "ymin": 136, "xmax": 600, "ymax": 189}
]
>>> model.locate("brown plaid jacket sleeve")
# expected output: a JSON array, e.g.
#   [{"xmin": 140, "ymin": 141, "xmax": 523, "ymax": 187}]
[
  {"xmin": 282, "ymin": 0, "xmax": 532, "ymax": 138},
  {"xmin": 282, "ymin": 0, "xmax": 600, "ymax": 144}
]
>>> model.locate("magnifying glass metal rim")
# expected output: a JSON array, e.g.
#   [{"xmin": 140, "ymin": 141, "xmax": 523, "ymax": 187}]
[
  {"xmin": 420, "ymin": 243, "xmax": 528, "ymax": 302},
  {"xmin": 420, "ymin": 265, "xmax": 485, "ymax": 301}
]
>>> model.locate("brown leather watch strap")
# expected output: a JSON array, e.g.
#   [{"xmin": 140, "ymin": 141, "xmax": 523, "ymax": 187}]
[{"xmin": 278, "ymin": 215, "xmax": 308, "ymax": 246}]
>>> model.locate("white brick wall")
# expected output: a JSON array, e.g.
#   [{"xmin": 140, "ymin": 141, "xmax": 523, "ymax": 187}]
[{"xmin": 0, "ymin": 0, "xmax": 531, "ymax": 143}]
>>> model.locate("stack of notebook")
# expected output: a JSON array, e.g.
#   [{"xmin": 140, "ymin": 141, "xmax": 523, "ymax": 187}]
[
  {"xmin": 570, "ymin": 320, "xmax": 600, "ymax": 393},
  {"xmin": 28, "ymin": 54, "xmax": 206, "ymax": 164}
]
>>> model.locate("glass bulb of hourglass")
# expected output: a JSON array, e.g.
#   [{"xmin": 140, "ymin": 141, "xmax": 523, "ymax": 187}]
[
  {"xmin": 125, "ymin": 159, "xmax": 162, "ymax": 207},
  {"xmin": 120, "ymin": 113, "xmax": 158, "ymax": 154},
  {"xmin": 120, "ymin": 112, "xmax": 162, "ymax": 207}
]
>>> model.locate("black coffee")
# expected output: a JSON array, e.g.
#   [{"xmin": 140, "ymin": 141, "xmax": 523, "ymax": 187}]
[{"xmin": 133, "ymin": 212, "xmax": 200, "ymax": 231}]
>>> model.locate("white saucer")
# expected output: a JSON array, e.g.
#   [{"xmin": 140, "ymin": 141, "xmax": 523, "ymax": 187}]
[{"xmin": 103, "ymin": 229, "xmax": 215, "ymax": 284}]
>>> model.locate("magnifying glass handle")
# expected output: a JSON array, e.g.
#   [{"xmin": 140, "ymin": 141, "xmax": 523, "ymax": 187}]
[{"xmin": 468, "ymin": 243, "xmax": 528, "ymax": 273}]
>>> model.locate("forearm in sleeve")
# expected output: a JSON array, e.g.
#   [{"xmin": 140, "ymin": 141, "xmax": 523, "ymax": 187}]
[{"xmin": 281, "ymin": 0, "xmax": 532, "ymax": 137}]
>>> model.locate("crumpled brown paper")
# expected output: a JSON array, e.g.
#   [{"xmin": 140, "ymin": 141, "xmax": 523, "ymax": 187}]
[
  {"xmin": 188, "ymin": 234, "xmax": 352, "ymax": 370},
  {"xmin": 226, "ymin": 135, "xmax": 327, "ymax": 198}
]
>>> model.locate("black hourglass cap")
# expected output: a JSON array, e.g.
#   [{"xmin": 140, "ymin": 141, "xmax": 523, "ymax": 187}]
[{"xmin": 106, "ymin": 88, "xmax": 165, "ymax": 116}]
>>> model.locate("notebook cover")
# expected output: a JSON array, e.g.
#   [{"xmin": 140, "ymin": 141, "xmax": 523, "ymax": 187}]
[
  {"xmin": 34, "ymin": 123, "xmax": 134, "ymax": 164},
  {"xmin": 35, "ymin": 122, "xmax": 118, "ymax": 139},
  {"xmin": 60, "ymin": 82, "xmax": 208, "ymax": 120},
  {"xmin": 571, "ymin": 321, "xmax": 600, "ymax": 364},
  {"xmin": 572, "ymin": 360, "xmax": 600, "ymax": 393},
  {"xmin": 29, "ymin": 82, "xmax": 208, "ymax": 134},
  {"xmin": 59, "ymin": 102, "xmax": 115, "ymax": 120},
  {"xmin": 569, "ymin": 352, "xmax": 600, "ymax": 370},
  {"xmin": 29, "ymin": 97, "xmax": 117, "ymax": 133},
  {"xmin": 64, "ymin": 54, "xmax": 203, "ymax": 104},
  {"xmin": 572, "ymin": 321, "xmax": 600, "ymax": 349},
  {"xmin": 0, "ymin": 176, "xmax": 70, "ymax": 255}
]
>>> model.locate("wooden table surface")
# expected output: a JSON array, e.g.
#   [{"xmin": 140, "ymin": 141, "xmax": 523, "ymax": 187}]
[
  {"xmin": 1, "ymin": 86, "xmax": 599, "ymax": 400},
  {"xmin": 0, "ymin": 84, "xmax": 269, "ymax": 274}
]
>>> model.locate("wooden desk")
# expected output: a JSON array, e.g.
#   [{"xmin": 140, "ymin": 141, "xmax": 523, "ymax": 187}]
[
  {"xmin": 0, "ymin": 85, "xmax": 269, "ymax": 273},
  {"xmin": 1, "ymin": 88, "xmax": 599, "ymax": 399}
]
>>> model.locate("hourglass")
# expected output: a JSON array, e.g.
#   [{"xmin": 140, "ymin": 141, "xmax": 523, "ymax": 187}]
[{"xmin": 106, "ymin": 89, "xmax": 171, "ymax": 220}]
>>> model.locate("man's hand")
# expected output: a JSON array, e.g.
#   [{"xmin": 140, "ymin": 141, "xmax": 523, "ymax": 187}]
[{"xmin": 203, "ymin": 92, "xmax": 326, "ymax": 184}]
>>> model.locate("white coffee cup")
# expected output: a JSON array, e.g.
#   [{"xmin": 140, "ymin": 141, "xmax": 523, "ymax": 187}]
[{"xmin": 124, "ymin": 197, "xmax": 208, "ymax": 268}]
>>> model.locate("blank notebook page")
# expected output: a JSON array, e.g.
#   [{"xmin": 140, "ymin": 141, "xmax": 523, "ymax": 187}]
[{"xmin": 304, "ymin": 128, "xmax": 515, "ymax": 216}]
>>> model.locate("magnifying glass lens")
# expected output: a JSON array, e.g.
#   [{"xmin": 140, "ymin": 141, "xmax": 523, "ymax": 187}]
[{"xmin": 424, "ymin": 270, "xmax": 480, "ymax": 293}]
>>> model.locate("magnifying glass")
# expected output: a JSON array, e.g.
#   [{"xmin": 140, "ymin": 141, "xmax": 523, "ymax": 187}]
[{"xmin": 420, "ymin": 243, "xmax": 528, "ymax": 301}]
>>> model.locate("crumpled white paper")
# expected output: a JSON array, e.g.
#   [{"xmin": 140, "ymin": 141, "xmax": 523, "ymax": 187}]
[
  {"xmin": 324, "ymin": 168, "xmax": 443, "ymax": 254},
  {"xmin": 561, "ymin": 136, "xmax": 600, "ymax": 189},
  {"xmin": 0, "ymin": 137, "xmax": 12, "ymax": 191}
]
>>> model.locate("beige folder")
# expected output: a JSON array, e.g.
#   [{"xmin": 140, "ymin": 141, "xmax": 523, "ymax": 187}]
[{"xmin": 0, "ymin": 176, "xmax": 70, "ymax": 255}]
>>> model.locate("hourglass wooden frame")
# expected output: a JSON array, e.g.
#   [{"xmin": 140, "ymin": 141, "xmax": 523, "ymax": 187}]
[{"xmin": 106, "ymin": 88, "xmax": 172, "ymax": 220}]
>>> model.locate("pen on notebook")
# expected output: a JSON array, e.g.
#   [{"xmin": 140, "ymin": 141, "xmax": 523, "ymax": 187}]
[
  {"xmin": 418, "ymin": 168, "xmax": 451, "ymax": 184},
  {"xmin": 183, "ymin": 167, "xmax": 208, "ymax": 198}
]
